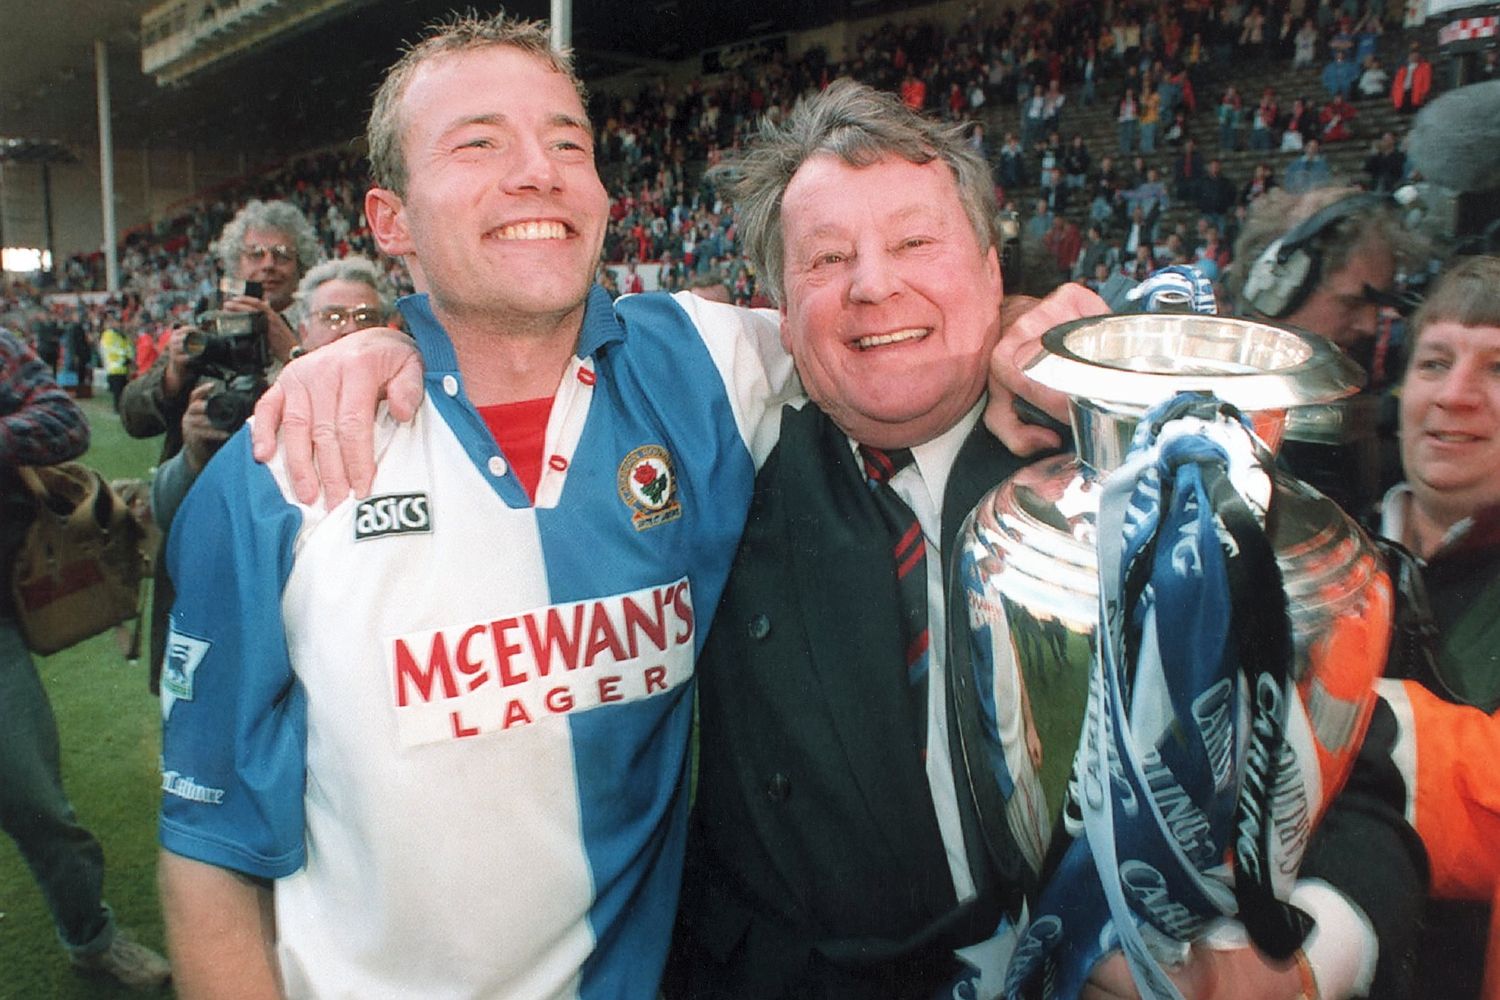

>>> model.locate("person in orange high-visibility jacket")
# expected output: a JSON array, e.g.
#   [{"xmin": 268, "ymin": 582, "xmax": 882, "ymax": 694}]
[
  {"xmin": 1390, "ymin": 41, "xmax": 1433, "ymax": 112},
  {"xmin": 1375, "ymin": 255, "xmax": 1500, "ymax": 997},
  {"xmin": 1377, "ymin": 679, "xmax": 1500, "ymax": 1000}
]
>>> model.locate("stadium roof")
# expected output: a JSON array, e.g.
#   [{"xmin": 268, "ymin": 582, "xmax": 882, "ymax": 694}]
[{"xmin": 2, "ymin": 0, "xmax": 857, "ymax": 158}]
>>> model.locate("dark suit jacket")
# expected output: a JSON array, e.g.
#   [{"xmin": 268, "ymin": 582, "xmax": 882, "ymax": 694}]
[{"xmin": 666, "ymin": 403, "xmax": 1036, "ymax": 1000}]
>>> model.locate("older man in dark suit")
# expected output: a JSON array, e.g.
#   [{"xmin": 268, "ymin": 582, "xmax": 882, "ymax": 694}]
[
  {"xmin": 663, "ymin": 82, "xmax": 1428, "ymax": 999},
  {"xmin": 662, "ymin": 83, "xmax": 1411, "ymax": 1000},
  {"xmin": 666, "ymin": 82, "xmax": 1040, "ymax": 998}
]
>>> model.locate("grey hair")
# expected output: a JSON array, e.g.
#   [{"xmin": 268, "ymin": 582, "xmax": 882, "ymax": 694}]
[
  {"xmin": 724, "ymin": 78, "xmax": 999, "ymax": 306},
  {"xmin": 1227, "ymin": 186, "xmax": 1411, "ymax": 312},
  {"xmin": 367, "ymin": 12, "xmax": 586, "ymax": 195},
  {"xmin": 294, "ymin": 255, "xmax": 398, "ymax": 318},
  {"xmin": 212, "ymin": 199, "xmax": 321, "ymax": 276}
]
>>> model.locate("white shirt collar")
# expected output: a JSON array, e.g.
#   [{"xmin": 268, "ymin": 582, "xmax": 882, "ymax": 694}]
[
  {"xmin": 846, "ymin": 398, "xmax": 983, "ymax": 519},
  {"xmin": 1379, "ymin": 482, "xmax": 1474, "ymax": 559}
]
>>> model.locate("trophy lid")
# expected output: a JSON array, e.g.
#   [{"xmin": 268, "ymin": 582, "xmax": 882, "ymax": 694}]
[{"xmin": 1024, "ymin": 314, "xmax": 1365, "ymax": 412}]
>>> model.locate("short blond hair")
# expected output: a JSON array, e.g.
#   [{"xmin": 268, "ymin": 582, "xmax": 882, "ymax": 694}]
[{"xmin": 367, "ymin": 12, "xmax": 586, "ymax": 194}]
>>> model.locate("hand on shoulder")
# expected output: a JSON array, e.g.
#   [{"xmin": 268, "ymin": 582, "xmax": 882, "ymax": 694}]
[{"xmin": 251, "ymin": 326, "xmax": 423, "ymax": 506}]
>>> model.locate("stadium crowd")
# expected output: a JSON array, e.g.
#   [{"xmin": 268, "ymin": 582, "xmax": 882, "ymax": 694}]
[{"xmin": 1, "ymin": 0, "xmax": 1455, "ymax": 378}]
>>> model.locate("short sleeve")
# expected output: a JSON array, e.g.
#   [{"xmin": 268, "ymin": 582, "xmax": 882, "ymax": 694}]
[{"xmin": 158, "ymin": 430, "xmax": 308, "ymax": 879}]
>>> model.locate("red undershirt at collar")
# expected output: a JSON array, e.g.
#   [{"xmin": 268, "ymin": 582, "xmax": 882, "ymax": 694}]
[{"xmin": 477, "ymin": 396, "xmax": 554, "ymax": 502}]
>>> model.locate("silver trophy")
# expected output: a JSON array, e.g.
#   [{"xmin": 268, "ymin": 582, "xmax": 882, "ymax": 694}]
[{"xmin": 950, "ymin": 313, "xmax": 1395, "ymax": 995}]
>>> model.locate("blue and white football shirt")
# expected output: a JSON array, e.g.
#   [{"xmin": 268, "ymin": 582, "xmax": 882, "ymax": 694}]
[{"xmin": 159, "ymin": 287, "xmax": 793, "ymax": 999}]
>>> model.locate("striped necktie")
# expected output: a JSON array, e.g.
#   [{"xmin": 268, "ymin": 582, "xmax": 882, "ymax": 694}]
[{"xmin": 858, "ymin": 444, "xmax": 929, "ymax": 746}]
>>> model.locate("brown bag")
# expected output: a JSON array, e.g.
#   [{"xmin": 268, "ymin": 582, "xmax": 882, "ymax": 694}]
[{"xmin": 9, "ymin": 462, "xmax": 149, "ymax": 655}]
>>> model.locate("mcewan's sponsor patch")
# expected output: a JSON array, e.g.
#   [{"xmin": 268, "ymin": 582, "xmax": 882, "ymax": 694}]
[
  {"xmin": 387, "ymin": 577, "xmax": 695, "ymax": 746},
  {"xmin": 354, "ymin": 492, "xmax": 432, "ymax": 540}
]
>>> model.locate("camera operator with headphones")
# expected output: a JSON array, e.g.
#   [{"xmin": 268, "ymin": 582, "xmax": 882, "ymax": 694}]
[
  {"xmin": 120, "ymin": 198, "xmax": 321, "ymax": 693},
  {"xmin": 1228, "ymin": 185, "xmax": 1418, "ymax": 515}
]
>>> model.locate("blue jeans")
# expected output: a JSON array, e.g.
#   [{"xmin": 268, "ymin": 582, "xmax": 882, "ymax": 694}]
[
  {"xmin": 0, "ymin": 618, "xmax": 116, "ymax": 956},
  {"xmin": 1118, "ymin": 120, "xmax": 1138, "ymax": 153},
  {"xmin": 1140, "ymin": 122, "xmax": 1157, "ymax": 153}
]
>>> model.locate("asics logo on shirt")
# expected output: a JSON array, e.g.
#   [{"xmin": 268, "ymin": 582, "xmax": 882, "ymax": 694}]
[{"xmin": 354, "ymin": 493, "xmax": 432, "ymax": 540}]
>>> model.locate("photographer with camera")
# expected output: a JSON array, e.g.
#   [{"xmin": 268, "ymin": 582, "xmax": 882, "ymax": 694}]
[
  {"xmin": 150, "ymin": 255, "xmax": 396, "ymax": 531},
  {"xmin": 120, "ymin": 199, "xmax": 320, "ymax": 692}
]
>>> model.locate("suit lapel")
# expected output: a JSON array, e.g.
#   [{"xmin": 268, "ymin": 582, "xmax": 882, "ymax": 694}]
[
  {"xmin": 940, "ymin": 419, "xmax": 1050, "ymax": 559},
  {"xmin": 780, "ymin": 405, "xmax": 945, "ymax": 865}
]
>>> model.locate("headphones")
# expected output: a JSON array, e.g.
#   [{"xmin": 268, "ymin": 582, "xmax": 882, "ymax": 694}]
[{"xmin": 1241, "ymin": 193, "xmax": 1390, "ymax": 318}]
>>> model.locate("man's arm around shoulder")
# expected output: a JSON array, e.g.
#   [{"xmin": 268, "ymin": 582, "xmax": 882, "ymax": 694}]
[{"xmin": 159, "ymin": 851, "xmax": 280, "ymax": 1000}]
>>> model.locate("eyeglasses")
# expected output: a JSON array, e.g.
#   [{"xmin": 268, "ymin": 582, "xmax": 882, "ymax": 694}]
[
  {"xmin": 311, "ymin": 306, "xmax": 383, "ymax": 330},
  {"xmin": 240, "ymin": 243, "xmax": 297, "ymax": 264}
]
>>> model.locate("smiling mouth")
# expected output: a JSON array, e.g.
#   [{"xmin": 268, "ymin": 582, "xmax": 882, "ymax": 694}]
[
  {"xmin": 492, "ymin": 221, "xmax": 569, "ymax": 241},
  {"xmin": 854, "ymin": 328, "xmax": 929, "ymax": 350},
  {"xmin": 1429, "ymin": 431, "xmax": 1484, "ymax": 444}
]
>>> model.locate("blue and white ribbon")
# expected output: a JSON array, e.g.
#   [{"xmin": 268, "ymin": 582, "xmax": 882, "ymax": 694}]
[
  {"xmin": 1125, "ymin": 264, "xmax": 1219, "ymax": 315},
  {"xmin": 1002, "ymin": 393, "xmax": 1310, "ymax": 1000}
]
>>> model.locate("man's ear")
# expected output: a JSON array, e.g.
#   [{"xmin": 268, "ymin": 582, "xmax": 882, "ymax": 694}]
[
  {"xmin": 367, "ymin": 187, "xmax": 412, "ymax": 257},
  {"xmin": 987, "ymin": 244, "xmax": 1003, "ymax": 301}
]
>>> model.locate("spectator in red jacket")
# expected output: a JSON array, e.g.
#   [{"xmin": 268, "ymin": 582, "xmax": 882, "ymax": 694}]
[
  {"xmin": 1392, "ymin": 42, "xmax": 1433, "ymax": 113},
  {"xmin": 1042, "ymin": 213, "xmax": 1082, "ymax": 280},
  {"xmin": 134, "ymin": 327, "xmax": 161, "ymax": 375},
  {"xmin": 899, "ymin": 71, "xmax": 926, "ymax": 111},
  {"xmin": 1320, "ymin": 94, "xmax": 1358, "ymax": 142}
]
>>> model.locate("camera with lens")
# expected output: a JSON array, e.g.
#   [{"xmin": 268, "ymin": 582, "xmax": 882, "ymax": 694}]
[{"xmin": 187, "ymin": 279, "xmax": 271, "ymax": 432}]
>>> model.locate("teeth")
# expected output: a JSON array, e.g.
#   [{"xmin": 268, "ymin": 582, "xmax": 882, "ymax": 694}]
[
  {"xmin": 855, "ymin": 328, "xmax": 927, "ymax": 350},
  {"xmin": 496, "ymin": 221, "xmax": 567, "ymax": 240},
  {"xmin": 1432, "ymin": 432, "xmax": 1479, "ymax": 443}
]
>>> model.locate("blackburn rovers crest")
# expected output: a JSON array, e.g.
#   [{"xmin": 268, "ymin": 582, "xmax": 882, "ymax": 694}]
[{"xmin": 618, "ymin": 445, "xmax": 682, "ymax": 530}]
